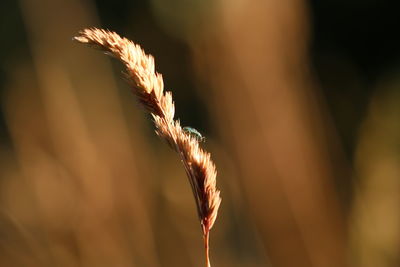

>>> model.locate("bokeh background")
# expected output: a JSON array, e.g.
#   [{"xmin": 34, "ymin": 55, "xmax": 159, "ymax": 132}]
[{"xmin": 1, "ymin": 0, "xmax": 399, "ymax": 266}]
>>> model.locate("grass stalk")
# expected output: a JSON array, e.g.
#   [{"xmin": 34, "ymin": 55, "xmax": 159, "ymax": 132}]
[{"xmin": 74, "ymin": 28, "xmax": 221, "ymax": 267}]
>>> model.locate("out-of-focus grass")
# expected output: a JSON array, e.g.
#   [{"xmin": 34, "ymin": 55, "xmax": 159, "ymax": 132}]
[{"xmin": 0, "ymin": 0, "xmax": 399, "ymax": 266}]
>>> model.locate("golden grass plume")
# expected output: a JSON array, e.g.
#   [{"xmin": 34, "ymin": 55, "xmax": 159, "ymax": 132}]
[{"xmin": 74, "ymin": 28, "xmax": 221, "ymax": 267}]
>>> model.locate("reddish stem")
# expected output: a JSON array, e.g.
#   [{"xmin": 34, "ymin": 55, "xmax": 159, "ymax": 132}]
[{"xmin": 204, "ymin": 231, "xmax": 211, "ymax": 267}]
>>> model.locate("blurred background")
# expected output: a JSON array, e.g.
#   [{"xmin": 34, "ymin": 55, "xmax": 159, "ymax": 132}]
[{"xmin": 0, "ymin": 0, "xmax": 399, "ymax": 266}]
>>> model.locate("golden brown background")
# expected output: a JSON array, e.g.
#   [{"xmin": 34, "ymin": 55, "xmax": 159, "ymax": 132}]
[{"xmin": 0, "ymin": 0, "xmax": 399, "ymax": 266}]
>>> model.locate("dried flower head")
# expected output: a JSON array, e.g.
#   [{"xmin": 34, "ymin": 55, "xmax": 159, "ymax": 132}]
[{"xmin": 74, "ymin": 28, "xmax": 221, "ymax": 267}]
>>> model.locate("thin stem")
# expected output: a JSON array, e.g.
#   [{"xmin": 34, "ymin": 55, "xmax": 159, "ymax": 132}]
[{"xmin": 204, "ymin": 231, "xmax": 210, "ymax": 267}]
